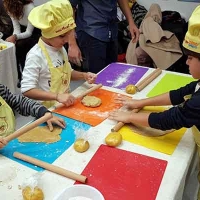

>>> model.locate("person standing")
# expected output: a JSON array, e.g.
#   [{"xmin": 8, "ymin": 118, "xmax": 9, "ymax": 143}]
[
  {"xmin": 3, "ymin": 0, "xmax": 40, "ymax": 85},
  {"xmin": 68, "ymin": 0, "xmax": 139, "ymax": 73}
]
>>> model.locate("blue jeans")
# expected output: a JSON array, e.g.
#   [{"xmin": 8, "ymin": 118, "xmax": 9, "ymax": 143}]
[{"xmin": 77, "ymin": 31, "xmax": 118, "ymax": 73}]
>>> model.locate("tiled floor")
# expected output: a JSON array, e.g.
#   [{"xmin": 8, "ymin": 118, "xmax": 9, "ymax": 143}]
[{"xmin": 15, "ymin": 79, "xmax": 85, "ymax": 129}]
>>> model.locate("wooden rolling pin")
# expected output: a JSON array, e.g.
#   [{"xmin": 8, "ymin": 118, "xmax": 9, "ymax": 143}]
[
  {"xmin": 111, "ymin": 108, "xmax": 141, "ymax": 132},
  {"xmin": 136, "ymin": 68, "xmax": 162, "ymax": 92},
  {"xmin": 5, "ymin": 112, "xmax": 52, "ymax": 142},
  {"xmin": 13, "ymin": 152, "xmax": 87, "ymax": 183},
  {"xmin": 55, "ymin": 83, "xmax": 103, "ymax": 109}
]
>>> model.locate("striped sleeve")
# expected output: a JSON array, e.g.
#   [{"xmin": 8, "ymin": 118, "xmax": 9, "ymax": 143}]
[{"xmin": 0, "ymin": 84, "xmax": 48, "ymax": 118}]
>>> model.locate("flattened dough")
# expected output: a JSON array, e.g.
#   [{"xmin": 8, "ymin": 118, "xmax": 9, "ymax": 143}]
[
  {"xmin": 81, "ymin": 95, "xmax": 102, "ymax": 107},
  {"xmin": 128, "ymin": 109, "xmax": 174, "ymax": 137},
  {"xmin": 18, "ymin": 126, "xmax": 62, "ymax": 143}
]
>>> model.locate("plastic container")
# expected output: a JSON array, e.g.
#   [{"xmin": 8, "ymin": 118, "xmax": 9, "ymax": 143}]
[{"xmin": 54, "ymin": 185, "xmax": 104, "ymax": 200}]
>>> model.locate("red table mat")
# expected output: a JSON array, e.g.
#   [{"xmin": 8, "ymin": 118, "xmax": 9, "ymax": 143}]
[
  {"xmin": 53, "ymin": 89, "xmax": 127, "ymax": 126},
  {"xmin": 76, "ymin": 145, "xmax": 168, "ymax": 200}
]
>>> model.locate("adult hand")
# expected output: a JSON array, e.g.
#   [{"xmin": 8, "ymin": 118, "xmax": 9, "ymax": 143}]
[
  {"xmin": 57, "ymin": 93, "xmax": 76, "ymax": 107},
  {"xmin": 0, "ymin": 137, "xmax": 8, "ymax": 149},
  {"xmin": 68, "ymin": 43, "xmax": 83, "ymax": 67},
  {"xmin": 6, "ymin": 35, "xmax": 17, "ymax": 44},
  {"xmin": 129, "ymin": 22, "xmax": 140, "ymax": 43},
  {"xmin": 46, "ymin": 115, "xmax": 66, "ymax": 131},
  {"xmin": 84, "ymin": 72, "xmax": 97, "ymax": 84}
]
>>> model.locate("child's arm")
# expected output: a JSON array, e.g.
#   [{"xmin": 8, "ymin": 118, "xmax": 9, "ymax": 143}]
[
  {"xmin": 71, "ymin": 70, "xmax": 97, "ymax": 84},
  {"xmin": 23, "ymin": 88, "xmax": 76, "ymax": 107}
]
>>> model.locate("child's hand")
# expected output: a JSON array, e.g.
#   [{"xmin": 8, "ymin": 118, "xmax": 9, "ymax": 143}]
[
  {"xmin": 57, "ymin": 93, "xmax": 76, "ymax": 107},
  {"xmin": 84, "ymin": 72, "xmax": 97, "ymax": 84},
  {"xmin": 114, "ymin": 96, "xmax": 141, "ymax": 109},
  {"xmin": 109, "ymin": 110, "xmax": 132, "ymax": 123},
  {"xmin": 0, "ymin": 137, "xmax": 7, "ymax": 149},
  {"xmin": 46, "ymin": 115, "xmax": 66, "ymax": 131}
]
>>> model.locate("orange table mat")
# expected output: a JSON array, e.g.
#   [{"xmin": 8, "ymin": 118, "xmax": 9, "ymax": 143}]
[{"xmin": 53, "ymin": 88, "xmax": 127, "ymax": 126}]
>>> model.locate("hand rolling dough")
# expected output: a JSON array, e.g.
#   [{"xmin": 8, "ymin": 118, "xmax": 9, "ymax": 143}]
[{"xmin": 81, "ymin": 95, "xmax": 101, "ymax": 107}]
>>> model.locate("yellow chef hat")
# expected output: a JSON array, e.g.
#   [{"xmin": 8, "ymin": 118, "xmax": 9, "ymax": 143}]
[
  {"xmin": 28, "ymin": 0, "xmax": 76, "ymax": 39},
  {"xmin": 183, "ymin": 6, "xmax": 200, "ymax": 54}
]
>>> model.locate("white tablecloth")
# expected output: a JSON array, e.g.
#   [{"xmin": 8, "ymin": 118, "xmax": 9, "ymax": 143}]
[
  {"xmin": 0, "ymin": 66, "xmax": 198, "ymax": 200},
  {"xmin": 0, "ymin": 40, "xmax": 18, "ymax": 93}
]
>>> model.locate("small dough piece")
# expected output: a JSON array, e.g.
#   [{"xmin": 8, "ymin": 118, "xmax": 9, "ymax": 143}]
[
  {"xmin": 22, "ymin": 186, "xmax": 44, "ymax": 200},
  {"xmin": 18, "ymin": 126, "xmax": 62, "ymax": 144},
  {"xmin": 105, "ymin": 132, "xmax": 122, "ymax": 147},
  {"xmin": 74, "ymin": 138, "xmax": 90, "ymax": 153},
  {"xmin": 81, "ymin": 95, "xmax": 102, "ymax": 107},
  {"xmin": 125, "ymin": 84, "xmax": 137, "ymax": 94}
]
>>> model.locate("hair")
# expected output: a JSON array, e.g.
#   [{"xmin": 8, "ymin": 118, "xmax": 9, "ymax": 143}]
[
  {"xmin": 3, "ymin": 0, "xmax": 33, "ymax": 20},
  {"xmin": 183, "ymin": 47, "xmax": 200, "ymax": 60}
]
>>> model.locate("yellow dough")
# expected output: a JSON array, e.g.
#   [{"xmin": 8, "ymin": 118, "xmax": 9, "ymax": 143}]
[
  {"xmin": 18, "ymin": 126, "xmax": 62, "ymax": 144},
  {"xmin": 105, "ymin": 132, "xmax": 122, "ymax": 147},
  {"xmin": 74, "ymin": 138, "xmax": 90, "ymax": 153},
  {"xmin": 81, "ymin": 95, "xmax": 102, "ymax": 107},
  {"xmin": 125, "ymin": 84, "xmax": 137, "ymax": 94},
  {"xmin": 22, "ymin": 186, "xmax": 44, "ymax": 200}
]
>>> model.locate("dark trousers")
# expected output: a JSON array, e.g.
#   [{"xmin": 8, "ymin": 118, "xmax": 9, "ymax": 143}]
[
  {"xmin": 16, "ymin": 27, "xmax": 41, "ymax": 81},
  {"xmin": 77, "ymin": 31, "xmax": 118, "ymax": 73}
]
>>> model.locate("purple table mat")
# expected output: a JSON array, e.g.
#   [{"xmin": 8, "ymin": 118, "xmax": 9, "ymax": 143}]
[{"xmin": 95, "ymin": 63, "xmax": 149, "ymax": 90}]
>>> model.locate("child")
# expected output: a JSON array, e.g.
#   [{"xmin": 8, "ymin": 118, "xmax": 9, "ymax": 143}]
[
  {"xmin": 0, "ymin": 84, "xmax": 66, "ymax": 149},
  {"xmin": 21, "ymin": 0, "xmax": 97, "ymax": 108},
  {"xmin": 109, "ymin": 6, "xmax": 200, "ymax": 198}
]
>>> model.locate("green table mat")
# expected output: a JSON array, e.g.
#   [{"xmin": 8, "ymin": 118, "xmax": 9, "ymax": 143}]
[{"xmin": 147, "ymin": 73, "xmax": 195, "ymax": 97}]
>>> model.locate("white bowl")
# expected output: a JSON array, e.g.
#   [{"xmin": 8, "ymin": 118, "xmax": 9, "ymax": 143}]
[{"xmin": 54, "ymin": 184, "xmax": 105, "ymax": 200}]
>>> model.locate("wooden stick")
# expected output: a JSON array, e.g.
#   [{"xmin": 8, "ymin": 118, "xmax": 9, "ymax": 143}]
[
  {"xmin": 5, "ymin": 112, "xmax": 52, "ymax": 142},
  {"xmin": 76, "ymin": 83, "xmax": 103, "ymax": 99},
  {"xmin": 13, "ymin": 152, "xmax": 87, "ymax": 183},
  {"xmin": 136, "ymin": 68, "xmax": 162, "ymax": 92},
  {"xmin": 111, "ymin": 108, "xmax": 141, "ymax": 132},
  {"xmin": 55, "ymin": 84, "xmax": 103, "ymax": 109}
]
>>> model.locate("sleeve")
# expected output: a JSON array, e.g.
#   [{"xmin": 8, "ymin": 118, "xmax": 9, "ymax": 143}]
[
  {"xmin": 16, "ymin": 21, "xmax": 34, "ymax": 40},
  {"xmin": 11, "ymin": 17, "xmax": 21, "ymax": 35},
  {"xmin": 149, "ymin": 88, "xmax": 200, "ymax": 130},
  {"xmin": 169, "ymin": 81, "xmax": 198, "ymax": 105},
  {"xmin": 21, "ymin": 52, "xmax": 41, "ymax": 93},
  {"xmin": 0, "ymin": 84, "xmax": 48, "ymax": 118}
]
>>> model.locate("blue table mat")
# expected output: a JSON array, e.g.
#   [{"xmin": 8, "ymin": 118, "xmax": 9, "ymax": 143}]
[{"xmin": 0, "ymin": 114, "xmax": 91, "ymax": 171}]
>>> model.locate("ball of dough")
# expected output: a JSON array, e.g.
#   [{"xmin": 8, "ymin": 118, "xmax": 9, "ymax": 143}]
[
  {"xmin": 22, "ymin": 186, "xmax": 44, "ymax": 200},
  {"xmin": 105, "ymin": 132, "xmax": 122, "ymax": 147},
  {"xmin": 74, "ymin": 138, "xmax": 90, "ymax": 153},
  {"xmin": 125, "ymin": 84, "xmax": 137, "ymax": 94},
  {"xmin": 81, "ymin": 95, "xmax": 102, "ymax": 107}
]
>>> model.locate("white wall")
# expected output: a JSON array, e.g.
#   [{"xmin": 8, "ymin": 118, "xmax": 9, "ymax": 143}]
[
  {"xmin": 33, "ymin": 0, "xmax": 48, "ymax": 6},
  {"xmin": 137, "ymin": 0, "xmax": 200, "ymax": 20}
]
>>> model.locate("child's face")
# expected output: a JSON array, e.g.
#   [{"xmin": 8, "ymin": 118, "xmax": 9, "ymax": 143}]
[
  {"xmin": 186, "ymin": 55, "xmax": 200, "ymax": 79},
  {"xmin": 45, "ymin": 31, "xmax": 71, "ymax": 49}
]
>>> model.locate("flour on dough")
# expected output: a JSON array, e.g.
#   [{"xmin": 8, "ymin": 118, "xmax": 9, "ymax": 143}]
[
  {"xmin": 18, "ymin": 126, "xmax": 62, "ymax": 143},
  {"xmin": 81, "ymin": 95, "xmax": 102, "ymax": 107}
]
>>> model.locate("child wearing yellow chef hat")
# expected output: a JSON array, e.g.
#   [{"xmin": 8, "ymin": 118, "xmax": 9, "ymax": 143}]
[
  {"xmin": 21, "ymin": 0, "xmax": 97, "ymax": 108},
  {"xmin": 109, "ymin": 6, "xmax": 200, "ymax": 198}
]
